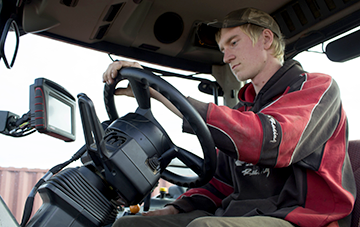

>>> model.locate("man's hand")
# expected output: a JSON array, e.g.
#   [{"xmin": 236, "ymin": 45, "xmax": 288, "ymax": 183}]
[
  {"xmin": 142, "ymin": 205, "xmax": 180, "ymax": 216},
  {"xmin": 102, "ymin": 60, "xmax": 143, "ymax": 85},
  {"xmin": 102, "ymin": 60, "xmax": 183, "ymax": 118}
]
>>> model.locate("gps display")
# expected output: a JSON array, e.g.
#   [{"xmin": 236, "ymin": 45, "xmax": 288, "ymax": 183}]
[{"xmin": 29, "ymin": 78, "xmax": 76, "ymax": 142}]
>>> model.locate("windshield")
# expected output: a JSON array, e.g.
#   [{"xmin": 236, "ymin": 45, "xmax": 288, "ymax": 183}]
[
  {"xmin": 0, "ymin": 32, "xmax": 359, "ymax": 169},
  {"xmin": 0, "ymin": 34, "xmax": 215, "ymax": 169}
]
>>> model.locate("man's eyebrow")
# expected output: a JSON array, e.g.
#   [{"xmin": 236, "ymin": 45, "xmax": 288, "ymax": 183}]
[{"xmin": 219, "ymin": 34, "xmax": 239, "ymax": 51}]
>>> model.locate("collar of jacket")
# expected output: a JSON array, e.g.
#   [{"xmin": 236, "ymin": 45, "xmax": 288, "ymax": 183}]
[{"xmin": 237, "ymin": 59, "xmax": 306, "ymax": 113}]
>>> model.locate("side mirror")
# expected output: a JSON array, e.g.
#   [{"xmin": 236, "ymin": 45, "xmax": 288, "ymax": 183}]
[{"xmin": 0, "ymin": 18, "xmax": 20, "ymax": 69}]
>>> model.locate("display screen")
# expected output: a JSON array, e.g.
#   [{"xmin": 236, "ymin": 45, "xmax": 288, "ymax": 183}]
[
  {"xmin": 30, "ymin": 78, "xmax": 76, "ymax": 142},
  {"xmin": 48, "ymin": 94, "xmax": 73, "ymax": 134}
]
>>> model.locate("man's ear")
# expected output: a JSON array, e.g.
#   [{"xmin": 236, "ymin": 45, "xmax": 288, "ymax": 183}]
[{"xmin": 262, "ymin": 29, "xmax": 274, "ymax": 50}]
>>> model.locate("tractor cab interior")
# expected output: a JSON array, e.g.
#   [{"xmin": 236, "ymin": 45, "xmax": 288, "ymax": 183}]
[{"xmin": 1, "ymin": 0, "xmax": 360, "ymax": 226}]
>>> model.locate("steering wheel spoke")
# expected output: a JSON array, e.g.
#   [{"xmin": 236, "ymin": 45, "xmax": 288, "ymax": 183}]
[
  {"xmin": 175, "ymin": 147, "xmax": 204, "ymax": 176},
  {"xmin": 129, "ymin": 78, "xmax": 151, "ymax": 110}
]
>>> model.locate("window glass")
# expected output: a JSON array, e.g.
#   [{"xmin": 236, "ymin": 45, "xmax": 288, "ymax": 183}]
[{"xmin": 0, "ymin": 34, "xmax": 215, "ymax": 168}]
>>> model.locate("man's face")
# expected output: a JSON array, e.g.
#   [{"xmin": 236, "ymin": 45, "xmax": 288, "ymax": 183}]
[{"xmin": 217, "ymin": 26, "xmax": 267, "ymax": 82}]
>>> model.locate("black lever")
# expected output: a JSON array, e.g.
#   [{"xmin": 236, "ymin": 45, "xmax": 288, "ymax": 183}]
[{"xmin": 77, "ymin": 93, "xmax": 107, "ymax": 171}]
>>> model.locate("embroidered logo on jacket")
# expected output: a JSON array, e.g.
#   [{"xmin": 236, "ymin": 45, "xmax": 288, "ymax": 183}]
[
  {"xmin": 235, "ymin": 160, "xmax": 270, "ymax": 177},
  {"xmin": 242, "ymin": 167, "xmax": 270, "ymax": 177},
  {"xmin": 267, "ymin": 115, "xmax": 278, "ymax": 143}
]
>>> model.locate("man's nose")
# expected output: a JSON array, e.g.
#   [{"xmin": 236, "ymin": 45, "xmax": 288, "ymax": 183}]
[{"xmin": 223, "ymin": 50, "xmax": 235, "ymax": 64}]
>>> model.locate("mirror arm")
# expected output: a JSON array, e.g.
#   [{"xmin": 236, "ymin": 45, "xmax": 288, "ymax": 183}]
[{"xmin": 0, "ymin": 18, "xmax": 20, "ymax": 69}]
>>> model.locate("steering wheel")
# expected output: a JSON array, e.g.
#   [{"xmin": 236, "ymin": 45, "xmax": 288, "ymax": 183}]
[{"xmin": 104, "ymin": 67, "xmax": 216, "ymax": 188}]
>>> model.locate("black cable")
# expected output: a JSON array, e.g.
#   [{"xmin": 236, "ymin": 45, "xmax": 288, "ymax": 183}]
[{"xmin": 4, "ymin": 111, "xmax": 36, "ymax": 137}]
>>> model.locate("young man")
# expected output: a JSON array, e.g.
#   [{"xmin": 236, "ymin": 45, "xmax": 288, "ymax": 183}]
[{"xmin": 103, "ymin": 8, "xmax": 355, "ymax": 227}]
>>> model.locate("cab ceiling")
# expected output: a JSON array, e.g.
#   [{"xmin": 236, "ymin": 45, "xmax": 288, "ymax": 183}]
[{"xmin": 22, "ymin": 0, "xmax": 360, "ymax": 73}]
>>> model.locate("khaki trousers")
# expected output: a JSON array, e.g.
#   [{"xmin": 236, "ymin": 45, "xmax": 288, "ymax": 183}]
[{"xmin": 112, "ymin": 210, "xmax": 295, "ymax": 227}]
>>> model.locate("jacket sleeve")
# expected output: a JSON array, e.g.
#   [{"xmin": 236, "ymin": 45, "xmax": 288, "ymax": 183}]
[{"xmin": 184, "ymin": 73, "xmax": 342, "ymax": 168}]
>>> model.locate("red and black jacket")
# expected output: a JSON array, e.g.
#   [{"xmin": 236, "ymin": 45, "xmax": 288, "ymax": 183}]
[{"xmin": 171, "ymin": 60, "xmax": 356, "ymax": 227}]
